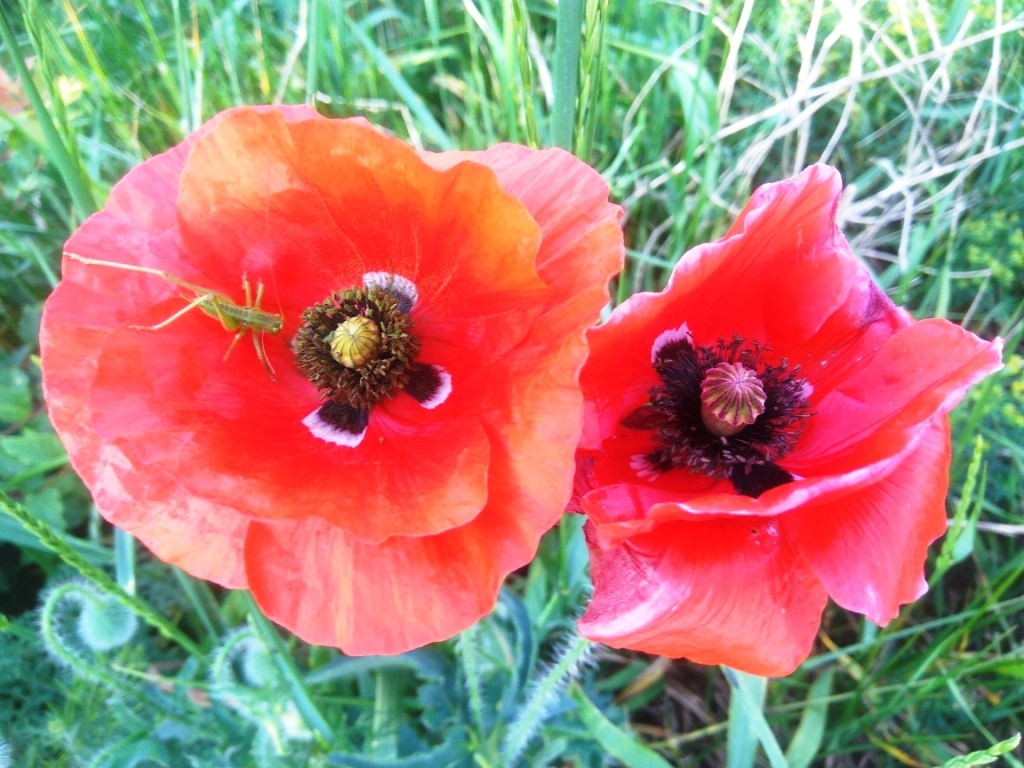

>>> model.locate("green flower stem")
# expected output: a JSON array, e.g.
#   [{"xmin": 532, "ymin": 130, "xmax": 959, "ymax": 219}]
[
  {"xmin": 370, "ymin": 668, "xmax": 402, "ymax": 759},
  {"xmin": 457, "ymin": 624, "xmax": 487, "ymax": 745},
  {"xmin": 114, "ymin": 527, "xmax": 136, "ymax": 595},
  {"xmin": 0, "ymin": 488, "xmax": 202, "ymax": 657},
  {"xmin": 172, "ymin": 566, "xmax": 225, "ymax": 642},
  {"xmin": 243, "ymin": 592, "xmax": 335, "ymax": 749},
  {"xmin": 552, "ymin": 0, "xmax": 585, "ymax": 151},
  {"xmin": 501, "ymin": 632, "xmax": 595, "ymax": 766},
  {"xmin": 0, "ymin": 4, "xmax": 97, "ymax": 218}
]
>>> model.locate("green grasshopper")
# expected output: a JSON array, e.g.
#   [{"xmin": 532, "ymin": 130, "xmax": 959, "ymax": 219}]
[{"xmin": 68, "ymin": 254, "xmax": 284, "ymax": 380}]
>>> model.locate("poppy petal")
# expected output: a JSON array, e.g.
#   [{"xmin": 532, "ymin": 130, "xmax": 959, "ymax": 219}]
[
  {"xmin": 40, "ymin": 110, "xmax": 291, "ymax": 588},
  {"xmin": 781, "ymin": 418, "xmax": 951, "ymax": 624},
  {"xmin": 244, "ymin": 475, "xmax": 547, "ymax": 653},
  {"xmin": 789, "ymin": 319, "xmax": 1003, "ymax": 472},
  {"xmin": 78, "ymin": 111, "xmax": 572, "ymax": 543},
  {"xmin": 578, "ymin": 517, "xmax": 827, "ymax": 677},
  {"xmin": 572, "ymin": 163, "xmax": 999, "ymax": 671}
]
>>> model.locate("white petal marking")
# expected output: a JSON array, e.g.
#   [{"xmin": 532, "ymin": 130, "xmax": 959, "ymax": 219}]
[
  {"xmin": 302, "ymin": 408, "xmax": 366, "ymax": 448},
  {"xmin": 651, "ymin": 323, "xmax": 692, "ymax": 364},
  {"xmin": 362, "ymin": 271, "xmax": 418, "ymax": 310},
  {"xmin": 419, "ymin": 366, "xmax": 452, "ymax": 410}
]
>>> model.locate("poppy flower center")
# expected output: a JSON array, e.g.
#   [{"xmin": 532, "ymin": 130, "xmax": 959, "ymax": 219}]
[
  {"xmin": 294, "ymin": 273, "xmax": 452, "ymax": 449},
  {"xmin": 622, "ymin": 333, "xmax": 811, "ymax": 498},
  {"xmin": 294, "ymin": 284, "xmax": 421, "ymax": 409}
]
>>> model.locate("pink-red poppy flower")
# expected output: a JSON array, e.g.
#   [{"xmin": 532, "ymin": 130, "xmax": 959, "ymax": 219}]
[
  {"xmin": 41, "ymin": 106, "xmax": 623, "ymax": 654},
  {"xmin": 573, "ymin": 165, "xmax": 1002, "ymax": 676}
]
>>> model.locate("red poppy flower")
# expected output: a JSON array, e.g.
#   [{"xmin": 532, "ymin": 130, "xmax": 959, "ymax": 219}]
[
  {"xmin": 41, "ymin": 106, "xmax": 623, "ymax": 654},
  {"xmin": 573, "ymin": 165, "xmax": 1002, "ymax": 676}
]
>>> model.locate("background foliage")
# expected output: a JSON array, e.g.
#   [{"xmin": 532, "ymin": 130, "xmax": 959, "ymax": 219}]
[{"xmin": 1, "ymin": 0, "xmax": 1023, "ymax": 765}]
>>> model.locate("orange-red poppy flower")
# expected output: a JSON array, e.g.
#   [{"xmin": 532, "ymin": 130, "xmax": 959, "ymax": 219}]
[
  {"xmin": 573, "ymin": 165, "xmax": 1002, "ymax": 676},
  {"xmin": 41, "ymin": 106, "xmax": 623, "ymax": 654}
]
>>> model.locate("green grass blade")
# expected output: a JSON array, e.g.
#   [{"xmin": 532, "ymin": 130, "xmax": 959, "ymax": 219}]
[
  {"xmin": 724, "ymin": 668, "xmax": 790, "ymax": 768},
  {"xmin": 570, "ymin": 682, "xmax": 674, "ymax": 768},
  {"xmin": 305, "ymin": 0, "xmax": 323, "ymax": 103},
  {"xmin": 114, "ymin": 527, "xmax": 136, "ymax": 596},
  {"xmin": 344, "ymin": 14, "xmax": 452, "ymax": 150},
  {"xmin": 551, "ymin": 0, "xmax": 584, "ymax": 151},
  {"xmin": 784, "ymin": 670, "xmax": 834, "ymax": 768},
  {"xmin": 0, "ymin": 4, "xmax": 96, "ymax": 217}
]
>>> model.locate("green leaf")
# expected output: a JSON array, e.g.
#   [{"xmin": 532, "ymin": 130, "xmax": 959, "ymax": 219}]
[
  {"xmin": 328, "ymin": 727, "xmax": 467, "ymax": 767},
  {"xmin": 569, "ymin": 683, "xmax": 674, "ymax": 768},
  {"xmin": 785, "ymin": 670, "xmax": 834, "ymax": 768},
  {"xmin": 96, "ymin": 737, "xmax": 170, "ymax": 768},
  {"xmin": 727, "ymin": 669, "xmax": 766, "ymax": 768},
  {"xmin": 0, "ymin": 368, "xmax": 31, "ymax": 425},
  {"xmin": 20, "ymin": 486, "xmax": 63, "ymax": 530},
  {"xmin": 669, "ymin": 59, "xmax": 717, "ymax": 147},
  {"xmin": 724, "ymin": 668, "xmax": 790, "ymax": 768},
  {"xmin": 936, "ymin": 734, "xmax": 1022, "ymax": 767},
  {"xmin": 0, "ymin": 430, "xmax": 66, "ymax": 473}
]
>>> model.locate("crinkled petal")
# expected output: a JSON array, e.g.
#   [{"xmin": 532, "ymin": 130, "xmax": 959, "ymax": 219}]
[
  {"xmin": 580, "ymin": 165, "xmax": 905, "ymax": 449},
  {"xmin": 436, "ymin": 144, "xmax": 624, "ymax": 328},
  {"xmin": 781, "ymin": 418, "xmax": 951, "ymax": 624},
  {"xmin": 244, "ymin": 458, "xmax": 553, "ymax": 653},
  {"xmin": 60, "ymin": 110, "xmax": 582, "ymax": 544},
  {"xmin": 578, "ymin": 165, "xmax": 1001, "ymax": 523},
  {"xmin": 789, "ymin": 319, "xmax": 1002, "ymax": 472},
  {"xmin": 578, "ymin": 517, "xmax": 827, "ymax": 677},
  {"xmin": 177, "ymin": 113, "xmax": 549, "ymax": 363}
]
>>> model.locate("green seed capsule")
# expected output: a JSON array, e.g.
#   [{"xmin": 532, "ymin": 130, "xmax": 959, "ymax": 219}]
[{"xmin": 326, "ymin": 316, "xmax": 381, "ymax": 369}]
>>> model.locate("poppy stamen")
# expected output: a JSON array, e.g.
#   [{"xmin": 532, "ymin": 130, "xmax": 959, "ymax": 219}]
[
  {"xmin": 294, "ymin": 283, "xmax": 421, "ymax": 411},
  {"xmin": 623, "ymin": 334, "xmax": 810, "ymax": 498},
  {"xmin": 295, "ymin": 273, "xmax": 453, "ymax": 447}
]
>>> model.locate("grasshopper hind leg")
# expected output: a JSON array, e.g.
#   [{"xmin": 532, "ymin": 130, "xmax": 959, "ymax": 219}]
[
  {"xmin": 222, "ymin": 327, "xmax": 276, "ymax": 381},
  {"xmin": 223, "ymin": 328, "xmax": 246, "ymax": 362},
  {"xmin": 252, "ymin": 331, "xmax": 277, "ymax": 381},
  {"xmin": 129, "ymin": 294, "xmax": 210, "ymax": 332}
]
